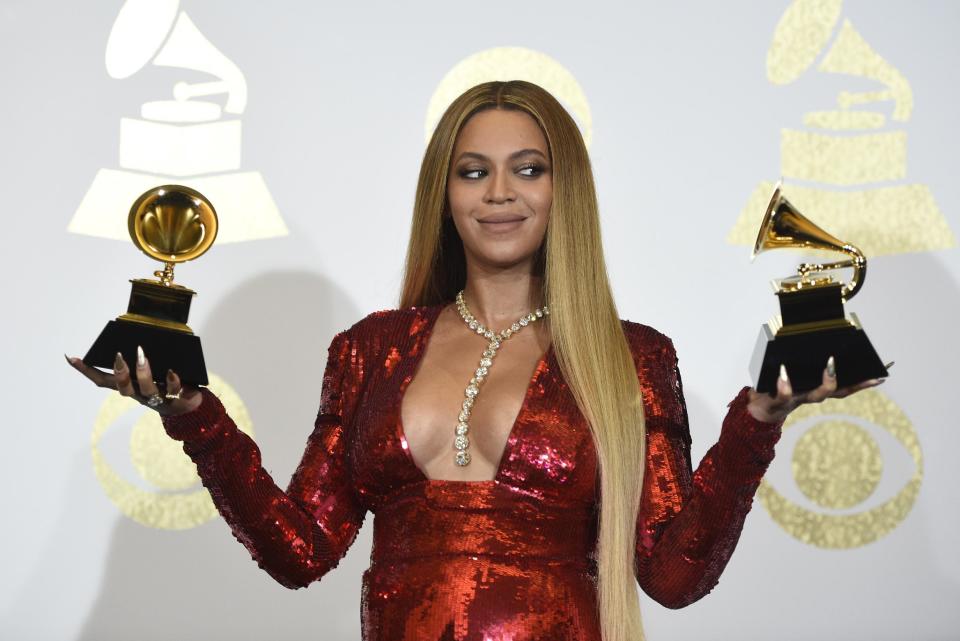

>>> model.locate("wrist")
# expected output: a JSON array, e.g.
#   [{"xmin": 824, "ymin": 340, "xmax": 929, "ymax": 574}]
[
  {"xmin": 158, "ymin": 391, "xmax": 203, "ymax": 417},
  {"xmin": 712, "ymin": 387, "xmax": 785, "ymax": 485},
  {"xmin": 161, "ymin": 387, "xmax": 224, "ymax": 441},
  {"xmin": 745, "ymin": 389, "xmax": 787, "ymax": 425}
]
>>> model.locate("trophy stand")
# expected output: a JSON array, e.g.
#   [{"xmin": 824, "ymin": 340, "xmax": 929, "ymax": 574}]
[
  {"xmin": 750, "ymin": 182, "xmax": 889, "ymax": 394},
  {"xmin": 84, "ymin": 185, "xmax": 218, "ymax": 390}
]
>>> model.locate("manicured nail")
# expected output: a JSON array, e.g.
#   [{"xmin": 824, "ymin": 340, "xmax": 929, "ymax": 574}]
[
  {"xmin": 64, "ymin": 354, "xmax": 75, "ymax": 366},
  {"xmin": 137, "ymin": 345, "xmax": 145, "ymax": 368},
  {"xmin": 166, "ymin": 369, "xmax": 175, "ymax": 382},
  {"xmin": 884, "ymin": 361, "xmax": 895, "ymax": 370},
  {"xmin": 114, "ymin": 352, "xmax": 125, "ymax": 371},
  {"xmin": 779, "ymin": 364, "xmax": 789, "ymax": 383},
  {"xmin": 826, "ymin": 356, "xmax": 836, "ymax": 378}
]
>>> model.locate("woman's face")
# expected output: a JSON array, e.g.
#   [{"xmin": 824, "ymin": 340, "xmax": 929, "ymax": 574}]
[{"xmin": 446, "ymin": 108, "xmax": 552, "ymax": 273}]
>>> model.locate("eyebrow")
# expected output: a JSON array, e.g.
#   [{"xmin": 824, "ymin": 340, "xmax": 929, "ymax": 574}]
[{"xmin": 454, "ymin": 148, "xmax": 548, "ymax": 163}]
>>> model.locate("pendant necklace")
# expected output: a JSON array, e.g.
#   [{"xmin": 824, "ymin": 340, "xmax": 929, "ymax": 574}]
[{"xmin": 452, "ymin": 290, "xmax": 550, "ymax": 467}]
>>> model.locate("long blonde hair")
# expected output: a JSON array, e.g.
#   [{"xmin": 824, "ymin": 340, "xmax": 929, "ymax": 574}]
[{"xmin": 399, "ymin": 80, "xmax": 647, "ymax": 641}]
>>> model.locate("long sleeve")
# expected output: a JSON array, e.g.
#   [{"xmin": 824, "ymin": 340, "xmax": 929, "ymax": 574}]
[
  {"xmin": 160, "ymin": 329, "xmax": 368, "ymax": 589},
  {"xmin": 630, "ymin": 327, "xmax": 784, "ymax": 609}
]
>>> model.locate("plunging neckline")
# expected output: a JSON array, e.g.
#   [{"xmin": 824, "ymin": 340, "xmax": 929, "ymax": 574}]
[{"xmin": 397, "ymin": 303, "xmax": 553, "ymax": 485}]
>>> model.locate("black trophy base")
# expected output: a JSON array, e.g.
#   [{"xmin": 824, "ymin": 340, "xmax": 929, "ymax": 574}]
[
  {"xmin": 84, "ymin": 319, "xmax": 208, "ymax": 390},
  {"xmin": 750, "ymin": 313, "xmax": 888, "ymax": 395}
]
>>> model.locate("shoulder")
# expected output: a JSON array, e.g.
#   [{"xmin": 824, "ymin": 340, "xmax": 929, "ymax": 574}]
[
  {"xmin": 619, "ymin": 318, "xmax": 677, "ymax": 363},
  {"xmin": 619, "ymin": 319, "xmax": 686, "ymax": 422},
  {"xmin": 331, "ymin": 304, "xmax": 442, "ymax": 353},
  {"xmin": 319, "ymin": 305, "xmax": 440, "ymax": 393},
  {"xmin": 347, "ymin": 304, "xmax": 439, "ymax": 335}
]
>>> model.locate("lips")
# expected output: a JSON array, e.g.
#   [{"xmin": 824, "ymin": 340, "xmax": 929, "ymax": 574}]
[
  {"xmin": 478, "ymin": 215, "xmax": 526, "ymax": 223},
  {"xmin": 477, "ymin": 215, "xmax": 527, "ymax": 235}
]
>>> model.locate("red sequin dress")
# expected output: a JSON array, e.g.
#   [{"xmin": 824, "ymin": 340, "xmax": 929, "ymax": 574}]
[{"xmin": 162, "ymin": 304, "xmax": 783, "ymax": 640}]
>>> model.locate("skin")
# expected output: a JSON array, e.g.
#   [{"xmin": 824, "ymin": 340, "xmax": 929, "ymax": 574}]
[
  {"xmin": 396, "ymin": 108, "xmax": 556, "ymax": 480},
  {"xmin": 66, "ymin": 107, "xmax": 883, "ymax": 463}
]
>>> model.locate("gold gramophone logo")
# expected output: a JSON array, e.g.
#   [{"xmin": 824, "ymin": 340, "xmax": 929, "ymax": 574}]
[
  {"xmin": 728, "ymin": 0, "xmax": 954, "ymax": 255},
  {"xmin": 730, "ymin": 0, "xmax": 942, "ymax": 548}
]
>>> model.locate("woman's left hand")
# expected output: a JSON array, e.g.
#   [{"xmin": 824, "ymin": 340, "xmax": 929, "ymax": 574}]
[{"xmin": 746, "ymin": 356, "xmax": 886, "ymax": 424}]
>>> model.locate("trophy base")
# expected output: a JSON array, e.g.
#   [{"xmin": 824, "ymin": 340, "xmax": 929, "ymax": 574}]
[
  {"xmin": 84, "ymin": 319, "xmax": 209, "ymax": 390},
  {"xmin": 750, "ymin": 313, "xmax": 888, "ymax": 395}
]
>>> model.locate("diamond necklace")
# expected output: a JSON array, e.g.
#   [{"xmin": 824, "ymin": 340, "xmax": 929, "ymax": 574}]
[{"xmin": 452, "ymin": 290, "xmax": 550, "ymax": 467}]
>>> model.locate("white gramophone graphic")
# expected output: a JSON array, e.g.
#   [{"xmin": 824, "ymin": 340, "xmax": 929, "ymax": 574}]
[
  {"xmin": 69, "ymin": 0, "xmax": 287, "ymax": 243},
  {"xmin": 74, "ymin": 0, "xmax": 279, "ymax": 530}
]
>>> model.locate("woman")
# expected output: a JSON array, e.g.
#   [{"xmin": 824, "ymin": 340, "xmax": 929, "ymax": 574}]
[{"xmin": 67, "ymin": 80, "xmax": 881, "ymax": 641}]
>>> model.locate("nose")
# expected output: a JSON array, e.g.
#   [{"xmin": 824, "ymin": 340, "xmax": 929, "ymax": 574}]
[{"xmin": 483, "ymin": 169, "xmax": 515, "ymax": 204}]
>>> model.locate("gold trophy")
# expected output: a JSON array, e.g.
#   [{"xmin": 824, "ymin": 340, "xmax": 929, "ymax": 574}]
[
  {"xmin": 750, "ymin": 181, "xmax": 889, "ymax": 394},
  {"xmin": 83, "ymin": 185, "xmax": 217, "ymax": 389}
]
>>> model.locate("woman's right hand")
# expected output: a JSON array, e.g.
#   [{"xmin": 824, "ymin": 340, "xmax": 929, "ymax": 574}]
[{"xmin": 65, "ymin": 346, "xmax": 203, "ymax": 417}]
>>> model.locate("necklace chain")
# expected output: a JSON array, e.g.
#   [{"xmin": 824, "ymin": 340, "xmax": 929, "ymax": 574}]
[{"xmin": 452, "ymin": 290, "xmax": 550, "ymax": 467}]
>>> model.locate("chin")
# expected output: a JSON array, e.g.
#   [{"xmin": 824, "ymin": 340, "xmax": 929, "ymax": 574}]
[
  {"xmin": 463, "ymin": 231, "xmax": 545, "ymax": 266},
  {"xmin": 471, "ymin": 249, "xmax": 541, "ymax": 270}
]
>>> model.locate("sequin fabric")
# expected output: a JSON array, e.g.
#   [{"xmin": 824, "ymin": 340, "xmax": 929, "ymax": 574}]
[{"xmin": 162, "ymin": 304, "xmax": 783, "ymax": 640}]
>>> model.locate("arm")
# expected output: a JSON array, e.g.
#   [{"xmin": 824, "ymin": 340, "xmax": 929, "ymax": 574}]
[
  {"xmin": 160, "ymin": 329, "xmax": 367, "ymax": 589},
  {"xmin": 632, "ymin": 333, "xmax": 783, "ymax": 609}
]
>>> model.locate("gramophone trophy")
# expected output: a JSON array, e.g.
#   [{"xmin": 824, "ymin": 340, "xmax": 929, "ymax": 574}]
[
  {"xmin": 83, "ymin": 185, "xmax": 217, "ymax": 389},
  {"xmin": 749, "ymin": 181, "xmax": 889, "ymax": 394}
]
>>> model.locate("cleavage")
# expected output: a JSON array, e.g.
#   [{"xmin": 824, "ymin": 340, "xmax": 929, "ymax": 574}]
[{"xmin": 400, "ymin": 318, "xmax": 548, "ymax": 482}]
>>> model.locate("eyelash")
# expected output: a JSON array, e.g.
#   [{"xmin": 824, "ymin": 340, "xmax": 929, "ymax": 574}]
[{"xmin": 458, "ymin": 164, "xmax": 545, "ymax": 180}]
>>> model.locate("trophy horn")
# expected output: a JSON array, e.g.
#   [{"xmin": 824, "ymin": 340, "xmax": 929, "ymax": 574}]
[{"xmin": 752, "ymin": 181, "xmax": 867, "ymax": 300}]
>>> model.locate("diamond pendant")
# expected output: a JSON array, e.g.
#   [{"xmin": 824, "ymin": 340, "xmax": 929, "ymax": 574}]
[{"xmin": 453, "ymin": 291, "xmax": 549, "ymax": 467}]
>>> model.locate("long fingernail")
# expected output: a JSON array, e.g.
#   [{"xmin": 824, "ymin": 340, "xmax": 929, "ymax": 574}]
[
  {"xmin": 115, "ymin": 352, "xmax": 125, "ymax": 371},
  {"xmin": 779, "ymin": 364, "xmax": 790, "ymax": 383},
  {"xmin": 166, "ymin": 369, "xmax": 175, "ymax": 382},
  {"xmin": 64, "ymin": 354, "xmax": 75, "ymax": 366},
  {"xmin": 826, "ymin": 356, "xmax": 836, "ymax": 378},
  {"xmin": 137, "ymin": 345, "xmax": 145, "ymax": 368}
]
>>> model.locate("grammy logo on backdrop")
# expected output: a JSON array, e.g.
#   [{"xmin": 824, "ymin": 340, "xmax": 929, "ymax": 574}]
[
  {"xmin": 69, "ymin": 0, "xmax": 285, "ymax": 244},
  {"xmin": 749, "ymin": 181, "xmax": 890, "ymax": 394}
]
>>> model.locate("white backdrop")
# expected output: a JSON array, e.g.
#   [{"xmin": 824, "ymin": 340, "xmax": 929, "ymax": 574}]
[{"xmin": 1, "ymin": 1, "xmax": 957, "ymax": 639}]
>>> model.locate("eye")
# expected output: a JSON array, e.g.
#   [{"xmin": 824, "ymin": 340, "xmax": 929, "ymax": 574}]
[
  {"xmin": 90, "ymin": 372, "xmax": 256, "ymax": 529},
  {"xmin": 458, "ymin": 167, "xmax": 486, "ymax": 179},
  {"xmin": 517, "ymin": 163, "xmax": 545, "ymax": 177},
  {"xmin": 756, "ymin": 388, "xmax": 923, "ymax": 549}
]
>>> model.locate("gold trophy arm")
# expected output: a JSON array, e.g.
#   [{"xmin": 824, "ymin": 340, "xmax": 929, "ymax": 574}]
[
  {"xmin": 796, "ymin": 244, "xmax": 866, "ymax": 300},
  {"xmin": 755, "ymin": 182, "xmax": 868, "ymax": 301},
  {"xmin": 154, "ymin": 261, "xmax": 177, "ymax": 287}
]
